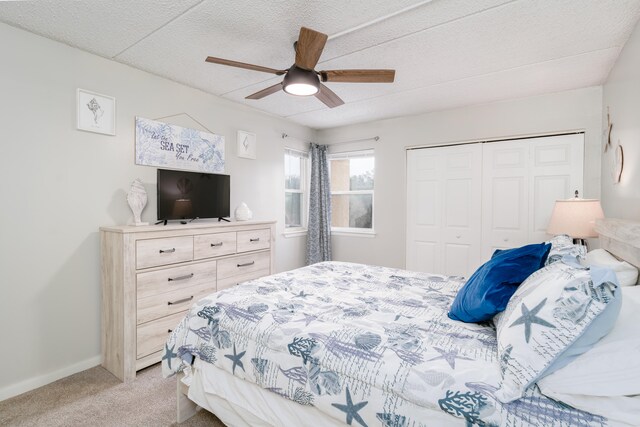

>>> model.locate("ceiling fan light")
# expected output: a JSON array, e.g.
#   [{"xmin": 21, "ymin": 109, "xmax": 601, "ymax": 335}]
[
  {"xmin": 284, "ymin": 83, "xmax": 318, "ymax": 96},
  {"xmin": 282, "ymin": 66, "xmax": 319, "ymax": 96}
]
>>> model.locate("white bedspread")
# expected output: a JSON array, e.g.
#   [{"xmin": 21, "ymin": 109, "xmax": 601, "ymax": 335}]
[{"xmin": 163, "ymin": 261, "xmax": 610, "ymax": 426}]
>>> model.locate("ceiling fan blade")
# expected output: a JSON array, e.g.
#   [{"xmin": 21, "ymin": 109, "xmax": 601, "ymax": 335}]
[
  {"xmin": 295, "ymin": 27, "xmax": 328, "ymax": 70},
  {"xmin": 205, "ymin": 56, "xmax": 286, "ymax": 75},
  {"xmin": 320, "ymin": 69, "xmax": 396, "ymax": 83},
  {"xmin": 315, "ymin": 84, "xmax": 344, "ymax": 108},
  {"xmin": 245, "ymin": 83, "xmax": 283, "ymax": 100}
]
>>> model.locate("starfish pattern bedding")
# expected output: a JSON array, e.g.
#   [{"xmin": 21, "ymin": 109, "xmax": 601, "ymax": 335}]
[{"xmin": 162, "ymin": 261, "xmax": 608, "ymax": 426}]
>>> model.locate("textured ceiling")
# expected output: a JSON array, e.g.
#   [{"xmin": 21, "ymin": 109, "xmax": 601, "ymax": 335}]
[{"xmin": 1, "ymin": 0, "xmax": 639, "ymax": 129}]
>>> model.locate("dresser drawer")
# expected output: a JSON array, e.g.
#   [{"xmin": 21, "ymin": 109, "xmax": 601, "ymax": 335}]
[
  {"xmin": 217, "ymin": 268, "xmax": 270, "ymax": 291},
  {"xmin": 194, "ymin": 232, "xmax": 237, "ymax": 260},
  {"xmin": 136, "ymin": 236, "xmax": 193, "ymax": 269},
  {"xmin": 217, "ymin": 251, "xmax": 270, "ymax": 280},
  {"xmin": 236, "ymin": 229, "xmax": 271, "ymax": 253},
  {"xmin": 137, "ymin": 260, "xmax": 217, "ymax": 300},
  {"xmin": 136, "ymin": 311, "xmax": 187, "ymax": 359},
  {"xmin": 137, "ymin": 282, "xmax": 215, "ymax": 324}
]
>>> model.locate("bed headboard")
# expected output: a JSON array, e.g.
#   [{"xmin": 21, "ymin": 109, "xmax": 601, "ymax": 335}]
[{"xmin": 595, "ymin": 218, "xmax": 640, "ymax": 269}]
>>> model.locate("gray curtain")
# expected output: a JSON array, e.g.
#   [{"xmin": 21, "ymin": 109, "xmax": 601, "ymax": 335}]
[{"xmin": 306, "ymin": 143, "xmax": 332, "ymax": 264}]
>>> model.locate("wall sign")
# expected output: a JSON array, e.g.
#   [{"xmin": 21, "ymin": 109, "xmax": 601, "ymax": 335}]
[{"xmin": 135, "ymin": 117, "xmax": 225, "ymax": 173}]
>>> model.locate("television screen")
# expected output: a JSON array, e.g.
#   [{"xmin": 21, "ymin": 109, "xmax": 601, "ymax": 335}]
[{"xmin": 157, "ymin": 169, "xmax": 230, "ymax": 221}]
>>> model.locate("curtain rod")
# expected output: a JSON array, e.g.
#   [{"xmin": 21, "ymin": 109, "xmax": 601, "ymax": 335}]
[
  {"xmin": 281, "ymin": 133, "xmax": 312, "ymax": 143},
  {"xmin": 331, "ymin": 136, "xmax": 380, "ymax": 145},
  {"xmin": 281, "ymin": 133, "xmax": 380, "ymax": 146}
]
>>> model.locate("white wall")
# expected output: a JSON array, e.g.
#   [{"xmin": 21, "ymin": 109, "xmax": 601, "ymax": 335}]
[
  {"xmin": 0, "ymin": 23, "xmax": 314, "ymax": 399},
  {"xmin": 317, "ymin": 87, "xmax": 603, "ymax": 269},
  {"xmin": 602, "ymin": 19, "xmax": 640, "ymax": 219}
]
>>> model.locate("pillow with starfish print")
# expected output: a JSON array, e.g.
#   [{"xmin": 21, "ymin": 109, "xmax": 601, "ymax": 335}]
[{"xmin": 492, "ymin": 258, "xmax": 622, "ymax": 403}]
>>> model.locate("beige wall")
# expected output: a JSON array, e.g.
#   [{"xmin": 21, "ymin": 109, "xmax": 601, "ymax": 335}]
[
  {"xmin": 0, "ymin": 23, "xmax": 314, "ymax": 399},
  {"xmin": 602, "ymin": 19, "xmax": 640, "ymax": 219},
  {"xmin": 318, "ymin": 86, "xmax": 603, "ymax": 269}
]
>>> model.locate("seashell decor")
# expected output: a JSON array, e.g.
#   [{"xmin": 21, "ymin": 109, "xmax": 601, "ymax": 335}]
[
  {"xmin": 127, "ymin": 178, "xmax": 148, "ymax": 226},
  {"xmin": 234, "ymin": 202, "xmax": 253, "ymax": 221}
]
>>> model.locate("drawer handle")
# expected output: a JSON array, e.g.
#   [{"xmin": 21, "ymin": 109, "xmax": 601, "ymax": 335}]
[
  {"xmin": 159, "ymin": 248, "xmax": 176, "ymax": 254},
  {"xmin": 211, "ymin": 242, "xmax": 223, "ymax": 247},
  {"xmin": 237, "ymin": 261, "xmax": 255, "ymax": 268},
  {"xmin": 167, "ymin": 296, "xmax": 193, "ymax": 305},
  {"xmin": 249, "ymin": 238, "xmax": 260, "ymax": 242},
  {"xmin": 168, "ymin": 273, "xmax": 194, "ymax": 282}
]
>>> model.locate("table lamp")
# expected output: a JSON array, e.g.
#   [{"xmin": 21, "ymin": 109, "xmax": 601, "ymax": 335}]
[{"xmin": 546, "ymin": 190, "xmax": 604, "ymax": 248}]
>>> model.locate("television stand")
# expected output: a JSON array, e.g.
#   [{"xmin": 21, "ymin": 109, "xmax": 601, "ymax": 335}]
[
  {"xmin": 155, "ymin": 219, "xmax": 168, "ymax": 226},
  {"xmin": 218, "ymin": 217, "xmax": 230, "ymax": 222}
]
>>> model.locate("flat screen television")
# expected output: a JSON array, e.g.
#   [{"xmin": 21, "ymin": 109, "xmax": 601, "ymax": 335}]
[{"xmin": 157, "ymin": 169, "xmax": 230, "ymax": 222}]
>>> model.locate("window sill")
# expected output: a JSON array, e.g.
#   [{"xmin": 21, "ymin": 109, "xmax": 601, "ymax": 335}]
[
  {"xmin": 282, "ymin": 228, "xmax": 308, "ymax": 238},
  {"xmin": 331, "ymin": 229, "xmax": 377, "ymax": 238}
]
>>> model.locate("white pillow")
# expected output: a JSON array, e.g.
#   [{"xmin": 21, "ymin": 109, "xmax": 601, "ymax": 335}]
[
  {"xmin": 582, "ymin": 249, "xmax": 638, "ymax": 286},
  {"xmin": 538, "ymin": 391, "xmax": 640, "ymax": 427},
  {"xmin": 538, "ymin": 287, "xmax": 640, "ymax": 424},
  {"xmin": 545, "ymin": 234, "xmax": 586, "ymax": 265},
  {"xmin": 493, "ymin": 260, "xmax": 622, "ymax": 403}
]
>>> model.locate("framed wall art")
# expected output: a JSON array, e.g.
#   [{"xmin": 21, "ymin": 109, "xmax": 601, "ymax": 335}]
[
  {"xmin": 77, "ymin": 88, "xmax": 116, "ymax": 135},
  {"xmin": 237, "ymin": 130, "xmax": 257, "ymax": 159}
]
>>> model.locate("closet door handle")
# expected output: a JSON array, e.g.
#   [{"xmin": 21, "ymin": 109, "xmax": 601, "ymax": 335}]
[
  {"xmin": 210, "ymin": 242, "xmax": 223, "ymax": 247},
  {"xmin": 168, "ymin": 329, "xmax": 173, "ymax": 333},
  {"xmin": 237, "ymin": 261, "xmax": 255, "ymax": 268},
  {"xmin": 167, "ymin": 296, "xmax": 193, "ymax": 305},
  {"xmin": 159, "ymin": 248, "xmax": 176, "ymax": 254},
  {"xmin": 168, "ymin": 273, "xmax": 194, "ymax": 282},
  {"xmin": 249, "ymin": 238, "xmax": 260, "ymax": 242}
]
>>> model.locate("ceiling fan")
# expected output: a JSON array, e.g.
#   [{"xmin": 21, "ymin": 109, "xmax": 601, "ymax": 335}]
[{"xmin": 205, "ymin": 27, "xmax": 396, "ymax": 108}]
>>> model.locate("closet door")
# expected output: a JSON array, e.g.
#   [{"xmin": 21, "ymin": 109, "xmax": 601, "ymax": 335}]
[
  {"xmin": 528, "ymin": 134, "xmax": 584, "ymax": 243},
  {"xmin": 481, "ymin": 134, "xmax": 584, "ymax": 259},
  {"xmin": 406, "ymin": 144, "xmax": 482, "ymax": 277},
  {"xmin": 481, "ymin": 140, "xmax": 530, "ymax": 260}
]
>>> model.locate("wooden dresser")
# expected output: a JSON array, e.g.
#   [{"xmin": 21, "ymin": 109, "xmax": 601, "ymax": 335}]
[{"xmin": 100, "ymin": 220, "xmax": 276, "ymax": 381}]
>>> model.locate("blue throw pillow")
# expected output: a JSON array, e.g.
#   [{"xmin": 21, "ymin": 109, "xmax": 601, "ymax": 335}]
[{"xmin": 448, "ymin": 243, "xmax": 552, "ymax": 323}]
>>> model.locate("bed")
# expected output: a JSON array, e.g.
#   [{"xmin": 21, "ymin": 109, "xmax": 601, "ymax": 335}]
[{"xmin": 162, "ymin": 219, "xmax": 640, "ymax": 426}]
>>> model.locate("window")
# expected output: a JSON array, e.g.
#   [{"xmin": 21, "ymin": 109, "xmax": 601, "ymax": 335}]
[
  {"xmin": 329, "ymin": 150, "xmax": 375, "ymax": 232},
  {"xmin": 284, "ymin": 148, "xmax": 308, "ymax": 229}
]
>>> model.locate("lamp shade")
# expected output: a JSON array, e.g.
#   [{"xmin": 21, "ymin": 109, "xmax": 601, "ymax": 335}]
[{"xmin": 546, "ymin": 198, "xmax": 605, "ymax": 238}]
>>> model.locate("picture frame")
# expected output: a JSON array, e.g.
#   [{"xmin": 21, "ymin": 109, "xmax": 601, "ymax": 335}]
[
  {"xmin": 77, "ymin": 88, "xmax": 116, "ymax": 135},
  {"xmin": 237, "ymin": 130, "xmax": 257, "ymax": 159}
]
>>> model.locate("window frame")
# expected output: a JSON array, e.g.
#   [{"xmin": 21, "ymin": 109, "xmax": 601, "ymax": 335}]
[
  {"xmin": 284, "ymin": 147, "xmax": 309, "ymax": 235},
  {"xmin": 328, "ymin": 149, "xmax": 376, "ymax": 235}
]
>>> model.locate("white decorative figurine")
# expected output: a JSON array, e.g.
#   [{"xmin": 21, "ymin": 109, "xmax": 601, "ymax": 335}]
[
  {"xmin": 127, "ymin": 178, "xmax": 148, "ymax": 226},
  {"xmin": 234, "ymin": 202, "xmax": 252, "ymax": 221}
]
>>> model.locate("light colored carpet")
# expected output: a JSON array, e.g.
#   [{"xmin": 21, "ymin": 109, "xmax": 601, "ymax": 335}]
[{"xmin": 0, "ymin": 363, "xmax": 225, "ymax": 426}]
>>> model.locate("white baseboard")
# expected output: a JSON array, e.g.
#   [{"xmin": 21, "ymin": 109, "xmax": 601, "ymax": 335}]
[{"xmin": 0, "ymin": 355, "xmax": 102, "ymax": 402}]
